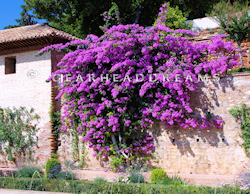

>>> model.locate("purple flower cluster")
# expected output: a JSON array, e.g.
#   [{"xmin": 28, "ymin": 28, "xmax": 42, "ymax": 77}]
[
  {"xmin": 101, "ymin": 2, "xmax": 121, "ymax": 31},
  {"xmin": 39, "ymin": 3, "xmax": 240, "ymax": 166},
  {"xmin": 157, "ymin": 3, "xmax": 168, "ymax": 24}
]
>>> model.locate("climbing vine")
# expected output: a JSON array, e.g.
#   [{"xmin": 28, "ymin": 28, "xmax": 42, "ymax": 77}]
[
  {"xmin": 50, "ymin": 100, "xmax": 86, "ymax": 166},
  {"xmin": 38, "ymin": 3, "xmax": 240, "ymax": 170},
  {"xmin": 64, "ymin": 94, "xmax": 87, "ymax": 166},
  {"xmin": 229, "ymin": 103, "xmax": 250, "ymax": 154},
  {"xmin": 49, "ymin": 105, "xmax": 61, "ymax": 156}
]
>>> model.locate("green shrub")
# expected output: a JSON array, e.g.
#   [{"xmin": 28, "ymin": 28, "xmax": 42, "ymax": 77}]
[
  {"xmin": 157, "ymin": 178, "xmax": 173, "ymax": 185},
  {"xmin": 227, "ymin": 67, "xmax": 250, "ymax": 74},
  {"xmin": 107, "ymin": 155, "xmax": 124, "ymax": 172},
  {"xmin": 45, "ymin": 158, "xmax": 61, "ymax": 178},
  {"xmin": 129, "ymin": 172, "xmax": 144, "ymax": 183},
  {"xmin": 0, "ymin": 177, "xmax": 243, "ymax": 193},
  {"xmin": 0, "ymin": 107, "xmax": 40, "ymax": 164},
  {"xmin": 154, "ymin": 2, "xmax": 192, "ymax": 30},
  {"xmin": 229, "ymin": 103, "xmax": 250, "ymax": 154},
  {"xmin": 56, "ymin": 171, "xmax": 76, "ymax": 180},
  {"xmin": 93, "ymin": 177, "xmax": 107, "ymax": 184},
  {"xmin": 17, "ymin": 166, "xmax": 43, "ymax": 178},
  {"xmin": 157, "ymin": 175, "xmax": 187, "ymax": 186},
  {"xmin": 150, "ymin": 169, "xmax": 168, "ymax": 184}
]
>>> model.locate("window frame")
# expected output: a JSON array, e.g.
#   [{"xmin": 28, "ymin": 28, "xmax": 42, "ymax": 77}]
[{"xmin": 5, "ymin": 56, "xmax": 16, "ymax": 75}]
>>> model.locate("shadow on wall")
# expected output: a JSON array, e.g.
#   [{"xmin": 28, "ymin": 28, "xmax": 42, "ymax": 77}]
[{"xmin": 150, "ymin": 75, "xmax": 235, "ymax": 158}]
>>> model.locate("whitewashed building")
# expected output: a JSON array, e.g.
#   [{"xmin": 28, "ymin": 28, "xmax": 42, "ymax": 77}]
[{"xmin": 0, "ymin": 23, "xmax": 80, "ymax": 165}]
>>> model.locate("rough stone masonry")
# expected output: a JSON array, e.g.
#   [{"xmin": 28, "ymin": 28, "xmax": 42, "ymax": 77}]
[
  {"xmin": 0, "ymin": 49, "xmax": 250, "ymax": 176},
  {"xmin": 58, "ymin": 72, "xmax": 250, "ymax": 175}
]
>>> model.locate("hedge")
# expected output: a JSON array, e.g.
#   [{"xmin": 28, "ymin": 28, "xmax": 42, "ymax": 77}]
[{"xmin": 0, "ymin": 177, "xmax": 247, "ymax": 194}]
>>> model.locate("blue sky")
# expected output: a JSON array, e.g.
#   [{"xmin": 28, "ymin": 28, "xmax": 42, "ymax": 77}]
[{"xmin": 0, "ymin": 0, "xmax": 46, "ymax": 30}]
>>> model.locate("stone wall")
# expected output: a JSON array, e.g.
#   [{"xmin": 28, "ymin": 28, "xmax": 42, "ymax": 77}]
[
  {"xmin": 58, "ymin": 72, "xmax": 250, "ymax": 175},
  {"xmin": 0, "ymin": 50, "xmax": 53, "ymax": 166},
  {"xmin": 151, "ymin": 72, "xmax": 250, "ymax": 175},
  {"xmin": 1, "ymin": 48, "xmax": 249, "ymax": 175}
]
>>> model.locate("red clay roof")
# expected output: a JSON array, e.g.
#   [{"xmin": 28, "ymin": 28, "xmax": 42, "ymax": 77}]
[{"xmin": 0, "ymin": 23, "xmax": 81, "ymax": 43}]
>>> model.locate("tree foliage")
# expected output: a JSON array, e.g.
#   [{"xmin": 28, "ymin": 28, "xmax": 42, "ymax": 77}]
[
  {"xmin": 4, "ymin": 5, "xmax": 37, "ymax": 29},
  {"xmin": 0, "ymin": 107, "xmax": 40, "ymax": 165},
  {"xmin": 154, "ymin": 2, "xmax": 192, "ymax": 30},
  {"xmin": 7, "ymin": 0, "xmax": 233, "ymax": 37},
  {"xmin": 22, "ymin": 0, "xmax": 149, "ymax": 38}
]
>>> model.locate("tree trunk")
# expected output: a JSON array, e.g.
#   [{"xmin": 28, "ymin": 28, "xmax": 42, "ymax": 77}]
[
  {"xmin": 237, "ymin": 41, "xmax": 246, "ymax": 69},
  {"xmin": 111, "ymin": 134, "xmax": 128, "ymax": 159},
  {"xmin": 134, "ymin": 4, "xmax": 142, "ymax": 24},
  {"xmin": 111, "ymin": 135, "xmax": 119, "ymax": 152}
]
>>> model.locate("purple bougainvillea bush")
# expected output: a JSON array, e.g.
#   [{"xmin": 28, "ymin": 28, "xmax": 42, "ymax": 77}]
[{"xmin": 38, "ymin": 3, "xmax": 240, "ymax": 171}]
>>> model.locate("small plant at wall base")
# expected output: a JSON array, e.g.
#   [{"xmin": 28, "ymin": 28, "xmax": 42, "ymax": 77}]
[
  {"xmin": 45, "ymin": 158, "xmax": 61, "ymax": 178},
  {"xmin": 157, "ymin": 174, "xmax": 187, "ymax": 186},
  {"xmin": 0, "ymin": 107, "xmax": 40, "ymax": 165},
  {"xmin": 230, "ymin": 103, "xmax": 250, "ymax": 154},
  {"xmin": 150, "ymin": 169, "xmax": 168, "ymax": 184},
  {"xmin": 129, "ymin": 172, "xmax": 145, "ymax": 183},
  {"xmin": 17, "ymin": 166, "xmax": 43, "ymax": 178}
]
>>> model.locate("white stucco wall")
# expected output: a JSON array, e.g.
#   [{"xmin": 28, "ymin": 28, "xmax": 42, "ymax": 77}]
[{"xmin": 0, "ymin": 50, "xmax": 52, "ymax": 165}]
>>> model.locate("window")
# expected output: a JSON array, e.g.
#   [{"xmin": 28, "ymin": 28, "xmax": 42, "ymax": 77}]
[{"xmin": 5, "ymin": 57, "xmax": 16, "ymax": 74}]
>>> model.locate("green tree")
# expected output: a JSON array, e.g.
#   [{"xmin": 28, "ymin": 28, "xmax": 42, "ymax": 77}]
[
  {"xmin": 7, "ymin": 0, "xmax": 241, "ymax": 37},
  {"xmin": 209, "ymin": 1, "xmax": 250, "ymax": 69},
  {"xmin": 167, "ymin": 0, "xmax": 221, "ymax": 19},
  {"xmin": 22, "ymin": 0, "xmax": 147, "ymax": 38},
  {"xmin": 4, "ymin": 5, "xmax": 37, "ymax": 29},
  {"xmin": 0, "ymin": 107, "xmax": 40, "ymax": 165},
  {"xmin": 168, "ymin": 0, "xmax": 247, "ymax": 20},
  {"xmin": 154, "ymin": 2, "xmax": 192, "ymax": 30},
  {"xmin": 9, "ymin": 0, "xmax": 222, "ymax": 38}
]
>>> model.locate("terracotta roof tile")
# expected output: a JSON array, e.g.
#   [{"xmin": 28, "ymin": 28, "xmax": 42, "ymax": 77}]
[{"xmin": 0, "ymin": 23, "xmax": 82, "ymax": 43}]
